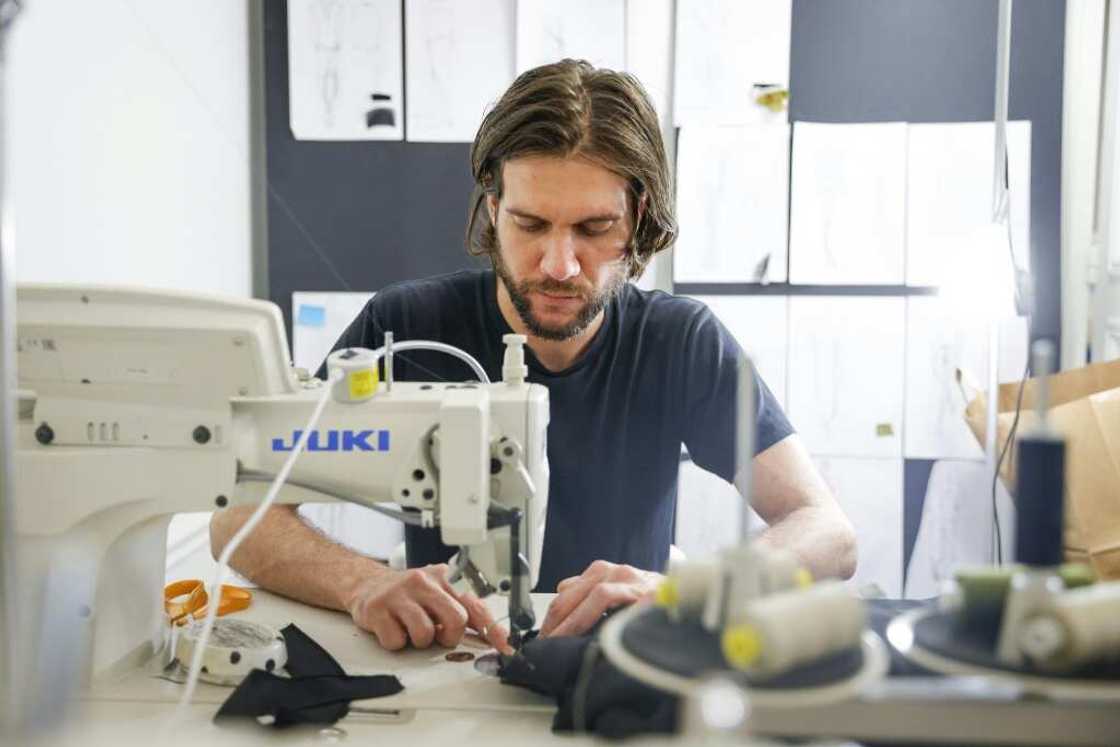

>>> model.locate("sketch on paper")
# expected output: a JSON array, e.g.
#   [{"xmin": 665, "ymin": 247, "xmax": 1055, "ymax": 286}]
[
  {"xmin": 676, "ymin": 459, "xmax": 763, "ymax": 561},
  {"xmin": 288, "ymin": 0, "xmax": 404, "ymax": 141},
  {"xmin": 907, "ymin": 121, "xmax": 1031, "ymax": 286},
  {"xmin": 788, "ymin": 122, "xmax": 907, "ymax": 284},
  {"xmin": 674, "ymin": 125, "xmax": 789, "ymax": 284},
  {"xmin": 905, "ymin": 298, "xmax": 988, "ymax": 460},
  {"xmin": 905, "ymin": 298, "xmax": 1030, "ymax": 460},
  {"xmin": 787, "ymin": 297, "xmax": 905, "ymax": 458},
  {"xmin": 674, "ymin": 0, "xmax": 792, "ymax": 126},
  {"xmin": 814, "ymin": 457, "xmax": 903, "ymax": 598},
  {"xmin": 904, "ymin": 459, "xmax": 1015, "ymax": 599},
  {"xmin": 691, "ymin": 296, "xmax": 789, "ymax": 407},
  {"xmin": 515, "ymin": 0, "xmax": 625, "ymax": 73},
  {"xmin": 405, "ymin": 0, "xmax": 516, "ymax": 143}
]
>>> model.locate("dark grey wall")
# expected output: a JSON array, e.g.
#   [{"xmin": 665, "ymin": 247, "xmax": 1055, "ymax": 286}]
[
  {"xmin": 262, "ymin": 0, "xmax": 484, "ymax": 340},
  {"xmin": 789, "ymin": 0, "xmax": 1065, "ymax": 344}
]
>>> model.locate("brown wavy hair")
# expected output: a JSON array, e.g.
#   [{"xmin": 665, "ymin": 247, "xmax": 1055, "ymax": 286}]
[{"xmin": 467, "ymin": 59, "xmax": 676, "ymax": 279}]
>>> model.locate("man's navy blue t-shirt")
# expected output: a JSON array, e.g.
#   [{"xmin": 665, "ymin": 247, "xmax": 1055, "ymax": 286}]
[{"xmin": 322, "ymin": 269, "xmax": 793, "ymax": 591}]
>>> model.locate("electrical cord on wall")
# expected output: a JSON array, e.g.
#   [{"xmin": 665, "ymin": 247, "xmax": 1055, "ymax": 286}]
[{"xmin": 992, "ymin": 355, "xmax": 1030, "ymax": 565}]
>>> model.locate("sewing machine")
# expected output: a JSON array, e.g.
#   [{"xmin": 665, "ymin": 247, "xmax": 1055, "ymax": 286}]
[{"xmin": 9, "ymin": 284, "xmax": 549, "ymax": 704}]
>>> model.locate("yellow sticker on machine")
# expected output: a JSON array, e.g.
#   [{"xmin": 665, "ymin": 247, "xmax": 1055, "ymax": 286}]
[{"xmin": 348, "ymin": 368, "xmax": 377, "ymax": 399}]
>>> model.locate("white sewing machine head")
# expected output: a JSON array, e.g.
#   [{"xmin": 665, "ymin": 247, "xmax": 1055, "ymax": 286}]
[{"xmin": 11, "ymin": 284, "xmax": 549, "ymax": 686}]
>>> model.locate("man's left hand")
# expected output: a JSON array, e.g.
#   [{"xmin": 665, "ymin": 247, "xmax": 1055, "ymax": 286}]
[{"xmin": 539, "ymin": 560, "xmax": 662, "ymax": 638}]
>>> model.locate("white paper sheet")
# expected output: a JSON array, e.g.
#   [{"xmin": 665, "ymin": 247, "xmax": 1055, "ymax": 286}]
[
  {"xmin": 904, "ymin": 459, "xmax": 1015, "ymax": 600},
  {"xmin": 675, "ymin": 459, "xmax": 762, "ymax": 562},
  {"xmin": 788, "ymin": 122, "xmax": 907, "ymax": 284},
  {"xmin": 516, "ymin": 0, "xmax": 625, "ymax": 74},
  {"xmin": 674, "ymin": 125, "xmax": 790, "ymax": 283},
  {"xmin": 813, "ymin": 457, "xmax": 903, "ymax": 598},
  {"xmin": 405, "ymin": 0, "xmax": 515, "ymax": 143},
  {"xmin": 787, "ymin": 297, "xmax": 905, "ymax": 457},
  {"xmin": 904, "ymin": 298, "xmax": 1030, "ymax": 460},
  {"xmin": 291, "ymin": 291, "xmax": 375, "ymax": 373},
  {"xmin": 907, "ymin": 121, "xmax": 1031, "ymax": 286},
  {"xmin": 625, "ymin": 0, "xmax": 673, "ymax": 126},
  {"xmin": 673, "ymin": 0, "xmax": 792, "ymax": 126},
  {"xmin": 288, "ymin": 0, "xmax": 404, "ymax": 141},
  {"xmin": 690, "ymin": 296, "xmax": 788, "ymax": 408}
]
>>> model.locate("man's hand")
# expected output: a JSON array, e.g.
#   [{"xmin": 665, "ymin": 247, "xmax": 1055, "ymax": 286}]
[
  {"xmin": 345, "ymin": 564, "xmax": 513, "ymax": 654},
  {"xmin": 540, "ymin": 560, "xmax": 662, "ymax": 638}
]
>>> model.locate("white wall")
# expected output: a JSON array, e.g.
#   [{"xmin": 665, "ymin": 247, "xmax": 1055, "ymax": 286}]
[{"xmin": 8, "ymin": 0, "xmax": 252, "ymax": 298}]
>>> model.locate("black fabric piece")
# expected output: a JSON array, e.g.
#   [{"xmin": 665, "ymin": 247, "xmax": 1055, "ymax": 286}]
[
  {"xmin": 499, "ymin": 600, "xmax": 941, "ymax": 739},
  {"xmin": 499, "ymin": 625, "xmax": 676, "ymax": 739},
  {"xmin": 215, "ymin": 671, "xmax": 404, "ymax": 728},
  {"xmin": 214, "ymin": 623, "xmax": 404, "ymax": 728},
  {"xmin": 913, "ymin": 608, "xmax": 1120, "ymax": 680},
  {"xmin": 280, "ymin": 623, "xmax": 344, "ymax": 677},
  {"xmin": 317, "ymin": 270, "xmax": 795, "ymax": 591}
]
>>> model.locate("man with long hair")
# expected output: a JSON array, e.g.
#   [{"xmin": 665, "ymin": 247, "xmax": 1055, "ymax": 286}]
[{"xmin": 211, "ymin": 60, "xmax": 855, "ymax": 653}]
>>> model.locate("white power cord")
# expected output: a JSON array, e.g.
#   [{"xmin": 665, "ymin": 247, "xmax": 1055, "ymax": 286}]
[{"xmin": 165, "ymin": 370, "xmax": 340, "ymax": 730}]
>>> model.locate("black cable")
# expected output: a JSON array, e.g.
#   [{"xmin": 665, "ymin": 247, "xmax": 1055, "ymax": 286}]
[{"xmin": 992, "ymin": 354, "xmax": 1030, "ymax": 564}]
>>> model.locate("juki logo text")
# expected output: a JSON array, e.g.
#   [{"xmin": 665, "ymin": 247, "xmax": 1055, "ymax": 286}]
[{"xmin": 270, "ymin": 429, "xmax": 391, "ymax": 452}]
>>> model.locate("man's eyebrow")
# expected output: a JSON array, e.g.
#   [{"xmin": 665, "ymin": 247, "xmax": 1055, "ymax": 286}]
[
  {"xmin": 505, "ymin": 208, "xmax": 546, "ymax": 221},
  {"xmin": 505, "ymin": 207, "xmax": 622, "ymax": 223}
]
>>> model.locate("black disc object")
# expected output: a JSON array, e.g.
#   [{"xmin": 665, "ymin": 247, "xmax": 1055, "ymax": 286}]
[
  {"xmin": 912, "ymin": 609, "xmax": 1120, "ymax": 680},
  {"xmin": 619, "ymin": 606, "xmax": 864, "ymax": 689}
]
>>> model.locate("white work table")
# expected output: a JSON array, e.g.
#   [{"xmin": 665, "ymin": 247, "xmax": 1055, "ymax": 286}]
[{"xmin": 58, "ymin": 591, "xmax": 625, "ymax": 747}]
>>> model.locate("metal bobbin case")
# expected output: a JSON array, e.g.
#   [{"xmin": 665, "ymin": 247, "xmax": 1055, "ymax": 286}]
[{"xmin": 326, "ymin": 347, "xmax": 380, "ymax": 404}]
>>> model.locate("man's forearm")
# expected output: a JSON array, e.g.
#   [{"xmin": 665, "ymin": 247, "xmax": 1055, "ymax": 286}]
[
  {"xmin": 209, "ymin": 505, "xmax": 389, "ymax": 612},
  {"xmin": 754, "ymin": 505, "xmax": 857, "ymax": 581}
]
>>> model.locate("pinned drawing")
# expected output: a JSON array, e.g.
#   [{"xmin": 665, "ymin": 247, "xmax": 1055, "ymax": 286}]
[
  {"xmin": 288, "ymin": 0, "xmax": 404, "ymax": 141},
  {"xmin": 405, "ymin": 0, "xmax": 516, "ymax": 143},
  {"xmin": 787, "ymin": 297, "xmax": 905, "ymax": 458},
  {"xmin": 674, "ymin": 125, "xmax": 789, "ymax": 283},
  {"xmin": 788, "ymin": 122, "xmax": 907, "ymax": 284},
  {"xmin": 673, "ymin": 0, "xmax": 792, "ymax": 125},
  {"xmin": 515, "ymin": 0, "xmax": 625, "ymax": 74}
]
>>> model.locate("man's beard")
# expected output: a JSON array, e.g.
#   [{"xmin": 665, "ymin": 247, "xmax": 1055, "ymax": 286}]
[{"xmin": 491, "ymin": 248, "xmax": 626, "ymax": 342}]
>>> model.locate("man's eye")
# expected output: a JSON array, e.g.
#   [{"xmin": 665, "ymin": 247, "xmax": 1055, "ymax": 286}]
[
  {"xmin": 515, "ymin": 219, "xmax": 545, "ymax": 233},
  {"xmin": 579, "ymin": 221, "xmax": 615, "ymax": 236}
]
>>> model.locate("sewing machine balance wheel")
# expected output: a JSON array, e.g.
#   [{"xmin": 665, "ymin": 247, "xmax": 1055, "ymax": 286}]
[{"xmin": 598, "ymin": 601, "xmax": 890, "ymax": 709}]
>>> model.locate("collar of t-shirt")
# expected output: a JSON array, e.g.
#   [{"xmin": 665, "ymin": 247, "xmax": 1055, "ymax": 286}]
[{"xmin": 481, "ymin": 270, "xmax": 619, "ymax": 379}]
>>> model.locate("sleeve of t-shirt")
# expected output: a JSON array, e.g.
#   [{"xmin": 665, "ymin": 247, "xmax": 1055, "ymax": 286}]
[
  {"xmin": 680, "ymin": 305, "xmax": 794, "ymax": 484},
  {"xmin": 313, "ymin": 297, "xmax": 386, "ymax": 380}
]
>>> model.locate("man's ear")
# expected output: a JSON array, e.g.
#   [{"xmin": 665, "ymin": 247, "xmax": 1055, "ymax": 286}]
[
  {"xmin": 486, "ymin": 194, "xmax": 499, "ymax": 225},
  {"xmin": 636, "ymin": 191, "xmax": 649, "ymax": 225}
]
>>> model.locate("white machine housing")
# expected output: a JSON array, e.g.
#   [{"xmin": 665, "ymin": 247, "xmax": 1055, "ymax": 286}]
[{"xmin": 10, "ymin": 284, "xmax": 549, "ymax": 688}]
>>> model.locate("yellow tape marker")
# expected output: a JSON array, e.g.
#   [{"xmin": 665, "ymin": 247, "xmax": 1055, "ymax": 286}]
[{"xmin": 348, "ymin": 368, "xmax": 377, "ymax": 400}]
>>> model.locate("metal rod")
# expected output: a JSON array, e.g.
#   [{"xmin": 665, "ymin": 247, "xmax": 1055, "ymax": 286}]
[
  {"xmin": 993, "ymin": 0, "xmax": 1013, "ymax": 220},
  {"xmin": 384, "ymin": 330, "xmax": 393, "ymax": 392},
  {"xmin": 734, "ymin": 356, "xmax": 756, "ymax": 543},
  {"xmin": 0, "ymin": 0, "xmax": 22, "ymax": 733}
]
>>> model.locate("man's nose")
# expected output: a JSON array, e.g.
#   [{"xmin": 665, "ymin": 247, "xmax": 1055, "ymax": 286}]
[{"xmin": 539, "ymin": 232, "xmax": 580, "ymax": 282}]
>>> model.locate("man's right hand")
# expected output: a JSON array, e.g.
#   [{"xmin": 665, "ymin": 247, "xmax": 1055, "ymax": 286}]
[{"xmin": 344, "ymin": 564, "xmax": 513, "ymax": 654}]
